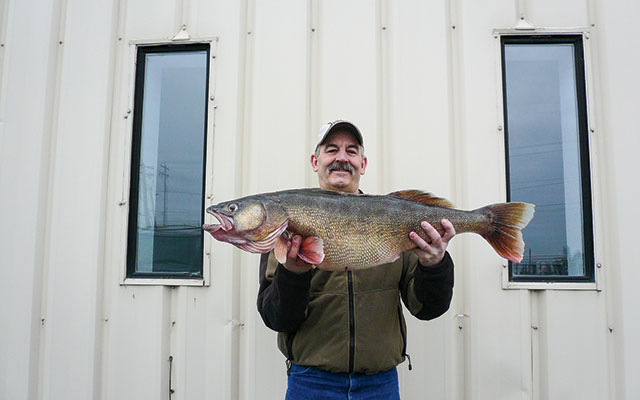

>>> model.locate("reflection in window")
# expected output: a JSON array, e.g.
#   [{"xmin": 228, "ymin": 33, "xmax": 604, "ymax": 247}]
[
  {"xmin": 501, "ymin": 36, "xmax": 594, "ymax": 282},
  {"xmin": 127, "ymin": 44, "xmax": 209, "ymax": 278}
]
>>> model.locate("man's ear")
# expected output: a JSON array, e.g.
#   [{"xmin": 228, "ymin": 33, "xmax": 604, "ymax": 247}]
[
  {"xmin": 310, "ymin": 154, "xmax": 319, "ymax": 172},
  {"xmin": 360, "ymin": 156, "xmax": 368, "ymax": 175}
]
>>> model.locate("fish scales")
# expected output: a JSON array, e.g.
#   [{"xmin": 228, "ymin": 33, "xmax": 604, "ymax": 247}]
[{"xmin": 274, "ymin": 190, "xmax": 484, "ymax": 269}]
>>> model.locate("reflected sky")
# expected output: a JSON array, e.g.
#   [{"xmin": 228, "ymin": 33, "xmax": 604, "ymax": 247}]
[
  {"xmin": 504, "ymin": 43, "xmax": 586, "ymax": 275},
  {"xmin": 137, "ymin": 51, "xmax": 208, "ymax": 229},
  {"xmin": 133, "ymin": 48, "xmax": 208, "ymax": 275}
]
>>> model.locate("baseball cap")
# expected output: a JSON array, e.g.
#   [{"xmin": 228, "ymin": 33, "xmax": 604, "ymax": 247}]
[{"xmin": 315, "ymin": 119, "xmax": 364, "ymax": 151}]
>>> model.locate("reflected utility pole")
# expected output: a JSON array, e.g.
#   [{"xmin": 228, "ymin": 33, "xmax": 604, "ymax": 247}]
[{"xmin": 159, "ymin": 163, "xmax": 169, "ymax": 226}]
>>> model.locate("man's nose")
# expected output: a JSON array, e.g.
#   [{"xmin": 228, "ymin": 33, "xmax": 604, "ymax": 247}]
[{"xmin": 335, "ymin": 149, "xmax": 349, "ymax": 161}]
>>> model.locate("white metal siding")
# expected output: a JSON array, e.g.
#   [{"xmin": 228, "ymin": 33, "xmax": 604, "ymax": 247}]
[{"xmin": 1, "ymin": 0, "xmax": 639, "ymax": 399}]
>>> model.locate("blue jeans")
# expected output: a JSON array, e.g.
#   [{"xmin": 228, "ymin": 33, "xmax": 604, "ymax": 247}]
[{"xmin": 286, "ymin": 364, "xmax": 400, "ymax": 400}]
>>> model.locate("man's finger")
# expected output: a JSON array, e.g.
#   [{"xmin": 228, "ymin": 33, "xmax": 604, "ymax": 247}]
[
  {"xmin": 421, "ymin": 221, "xmax": 442, "ymax": 247},
  {"xmin": 409, "ymin": 231, "xmax": 432, "ymax": 251},
  {"xmin": 288, "ymin": 235, "xmax": 302, "ymax": 259},
  {"xmin": 441, "ymin": 219, "xmax": 456, "ymax": 243}
]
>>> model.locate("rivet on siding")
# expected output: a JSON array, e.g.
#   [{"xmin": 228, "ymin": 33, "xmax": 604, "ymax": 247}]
[
  {"xmin": 382, "ymin": 26, "xmax": 387, "ymax": 30},
  {"xmin": 531, "ymin": 325, "xmax": 538, "ymax": 330},
  {"xmin": 311, "ymin": 28, "xmax": 316, "ymax": 32},
  {"xmin": 458, "ymin": 325, "xmax": 463, "ymax": 330},
  {"xmin": 127, "ymin": 109, "xmax": 132, "ymax": 114},
  {"xmin": 597, "ymin": 263, "xmax": 602, "ymax": 268},
  {"xmin": 41, "ymin": 318, "xmax": 45, "ymax": 326},
  {"xmin": 210, "ymin": 96, "xmax": 214, "ymax": 101},
  {"xmin": 172, "ymin": 321, "xmax": 176, "ymax": 327},
  {"xmin": 247, "ymin": 31, "xmax": 252, "ymax": 35},
  {"xmin": 608, "ymin": 326, "xmax": 613, "ymax": 333},
  {"xmin": 124, "ymin": 115, "xmax": 128, "ymax": 119},
  {"xmin": 452, "ymin": 25, "xmax": 456, "ymax": 29},
  {"xmin": 118, "ymin": 201, "xmax": 127, "ymax": 206},
  {"xmin": 59, "ymin": 41, "xmax": 63, "ymax": 45},
  {"xmin": 497, "ymin": 125, "xmax": 503, "ymax": 131},
  {"xmin": 230, "ymin": 319, "xmax": 245, "ymax": 328},
  {"xmin": 590, "ymin": 128, "xmax": 595, "ymax": 133},
  {"xmin": 0, "ymin": 43, "xmax": 4, "ymax": 47},
  {"xmin": 118, "ymin": 37, "xmax": 122, "ymax": 41},
  {"xmin": 104, "ymin": 318, "xmax": 109, "ymax": 322}
]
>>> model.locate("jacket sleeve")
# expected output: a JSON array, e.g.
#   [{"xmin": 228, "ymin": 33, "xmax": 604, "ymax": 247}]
[
  {"xmin": 256, "ymin": 252, "xmax": 312, "ymax": 333},
  {"xmin": 400, "ymin": 251, "xmax": 454, "ymax": 320}
]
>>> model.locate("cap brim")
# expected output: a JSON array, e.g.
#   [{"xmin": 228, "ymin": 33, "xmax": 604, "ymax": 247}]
[{"xmin": 317, "ymin": 121, "xmax": 363, "ymax": 148}]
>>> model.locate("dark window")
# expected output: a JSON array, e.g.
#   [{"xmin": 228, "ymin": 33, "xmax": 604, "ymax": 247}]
[
  {"xmin": 501, "ymin": 35, "xmax": 594, "ymax": 282},
  {"xmin": 127, "ymin": 44, "xmax": 210, "ymax": 279}
]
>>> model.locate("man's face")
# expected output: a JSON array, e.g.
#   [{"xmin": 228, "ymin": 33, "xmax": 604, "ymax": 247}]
[{"xmin": 310, "ymin": 130, "xmax": 368, "ymax": 193}]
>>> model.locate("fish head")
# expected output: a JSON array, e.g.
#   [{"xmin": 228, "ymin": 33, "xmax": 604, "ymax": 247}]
[{"xmin": 203, "ymin": 195, "xmax": 289, "ymax": 253}]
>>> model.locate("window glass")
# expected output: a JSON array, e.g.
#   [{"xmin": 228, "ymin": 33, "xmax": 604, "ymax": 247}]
[
  {"xmin": 502, "ymin": 36, "xmax": 594, "ymax": 281},
  {"xmin": 127, "ymin": 45, "xmax": 209, "ymax": 278}
]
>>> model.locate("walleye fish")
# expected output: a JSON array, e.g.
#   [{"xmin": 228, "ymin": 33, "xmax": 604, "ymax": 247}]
[{"xmin": 203, "ymin": 189, "xmax": 534, "ymax": 271}]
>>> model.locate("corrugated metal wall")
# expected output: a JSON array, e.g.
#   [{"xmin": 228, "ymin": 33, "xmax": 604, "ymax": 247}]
[{"xmin": 1, "ymin": 0, "xmax": 639, "ymax": 399}]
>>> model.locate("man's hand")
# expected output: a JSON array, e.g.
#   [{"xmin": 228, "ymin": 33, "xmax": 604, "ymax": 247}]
[
  {"xmin": 283, "ymin": 235, "xmax": 313, "ymax": 274},
  {"xmin": 409, "ymin": 219, "xmax": 456, "ymax": 267}
]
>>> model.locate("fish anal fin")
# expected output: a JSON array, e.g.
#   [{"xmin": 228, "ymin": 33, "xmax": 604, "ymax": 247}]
[
  {"xmin": 298, "ymin": 236, "xmax": 325, "ymax": 265},
  {"xmin": 274, "ymin": 236, "xmax": 289, "ymax": 265},
  {"xmin": 388, "ymin": 190, "xmax": 454, "ymax": 208}
]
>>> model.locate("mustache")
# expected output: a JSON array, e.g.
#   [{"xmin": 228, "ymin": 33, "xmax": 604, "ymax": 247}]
[{"xmin": 327, "ymin": 161, "xmax": 355, "ymax": 175}]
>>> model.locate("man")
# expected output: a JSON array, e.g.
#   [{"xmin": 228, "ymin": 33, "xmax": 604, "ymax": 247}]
[{"xmin": 257, "ymin": 120, "xmax": 455, "ymax": 399}]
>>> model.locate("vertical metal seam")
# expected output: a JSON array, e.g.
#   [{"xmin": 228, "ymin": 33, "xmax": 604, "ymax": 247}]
[
  {"xmin": 233, "ymin": 0, "xmax": 254, "ymax": 398},
  {"xmin": 378, "ymin": 0, "xmax": 391, "ymax": 194},
  {"xmin": 375, "ymin": 0, "xmax": 384, "ymax": 193},
  {"xmin": 516, "ymin": 0, "xmax": 529, "ymax": 24},
  {"xmin": 96, "ymin": 0, "xmax": 127, "ymax": 399},
  {"xmin": 0, "ymin": 0, "xmax": 11, "ymax": 118},
  {"xmin": 181, "ymin": 0, "xmax": 192, "ymax": 35},
  {"xmin": 174, "ymin": 0, "xmax": 184, "ymax": 34},
  {"xmin": 444, "ymin": 0, "xmax": 468, "ymax": 399},
  {"xmin": 584, "ymin": 1, "xmax": 619, "ymax": 398},
  {"xmin": 530, "ymin": 290, "xmax": 539, "ymax": 400},
  {"xmin": 32, "ymin": 0, "xmax": 69, "ymax": 398},
  {"xmin": 305, "ymin": 0, "xmax": 314, "ymax": 187},
  {"xmin": 306, "ymin": 0, "xmax": 320, "ymax": 187}
]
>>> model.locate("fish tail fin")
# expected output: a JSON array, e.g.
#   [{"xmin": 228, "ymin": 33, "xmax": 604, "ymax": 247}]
[{"xmin": 476, "ymin": 202, "xmax": 535, "ymax": 263}]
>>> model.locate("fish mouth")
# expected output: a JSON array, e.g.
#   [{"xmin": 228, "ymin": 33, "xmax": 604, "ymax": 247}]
[{"xmin": 202, "ymin": 209, "xmax": 234, "ymax": 233}]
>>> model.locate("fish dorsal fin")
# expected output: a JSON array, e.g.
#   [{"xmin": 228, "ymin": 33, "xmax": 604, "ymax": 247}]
[{"xmin": 388, "ymin": 190, "xmax": 455, "ymax": 208}]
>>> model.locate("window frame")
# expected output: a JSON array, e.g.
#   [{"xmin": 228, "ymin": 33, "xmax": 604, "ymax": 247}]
[
  {"xmin": 494, "ymin": 29, "xmax": 600, "ymax": 291},
  {"xmin": 119, "ymin": 38, "xmax": 217, "ymax": 287}
]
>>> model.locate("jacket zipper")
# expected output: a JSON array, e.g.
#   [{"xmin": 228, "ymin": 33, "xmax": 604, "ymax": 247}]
[
  {"xmin": 397, "ymin": 306, "xmax": 412, "ymax": 370},
  {"xmin": 348, "ymin": 270, "xmax": 355, "ymax": 373},
  {"xmin": 285, "ymin": 332, "xmax": 296, "ymax": 375}
]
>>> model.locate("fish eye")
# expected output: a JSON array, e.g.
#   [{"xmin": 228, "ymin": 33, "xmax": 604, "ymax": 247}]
[{"xmin": 228, "ymin": 203, "xmax": 238, "ymax": 213}]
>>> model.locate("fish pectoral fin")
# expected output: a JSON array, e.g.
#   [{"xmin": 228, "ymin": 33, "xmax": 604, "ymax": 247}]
[
  {"xmin": 388, "ymin": 190, "xmax": 454, "ymax": 208},
  {"xmin": 274, "ymin": 236, "xmax": 289, "ymax": 265},
  {"xmin": 297, "ymin": 236, "xmax": 325, "ymax": 265}
]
